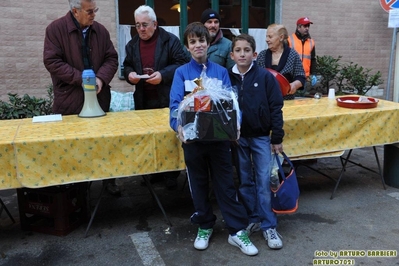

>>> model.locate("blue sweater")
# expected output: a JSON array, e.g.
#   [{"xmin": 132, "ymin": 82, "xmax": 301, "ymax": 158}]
[{"xmin": 169, "ymin": 59, "xmax": 231, "ymax": 132}]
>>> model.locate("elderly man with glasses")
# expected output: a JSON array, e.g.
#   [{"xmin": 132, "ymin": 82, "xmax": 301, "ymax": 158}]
[
  {"xmin": 43, "ymin": 0, "xmax": 119, "ymax": 194},
  {"xmin": 123, "ymin": 5, "xmax": 188, "ymax": 190}
]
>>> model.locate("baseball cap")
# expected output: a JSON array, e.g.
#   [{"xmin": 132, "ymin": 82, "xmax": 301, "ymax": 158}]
[
  {"xmin": 201, "ymin": 9, "xmax": 221, "ymax": 24},
  {"xmin": 297, "ymin": 17, "xmax": 313, "ymax": 25}
]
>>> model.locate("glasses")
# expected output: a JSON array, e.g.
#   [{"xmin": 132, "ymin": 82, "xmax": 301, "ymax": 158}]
[
  {"xmin": 81, "ymin": 7, "xmax": 99, "ymax": 15},
  {"xmin": 135, "ymin": 22, "xmax": 153, "ymax": 29}
]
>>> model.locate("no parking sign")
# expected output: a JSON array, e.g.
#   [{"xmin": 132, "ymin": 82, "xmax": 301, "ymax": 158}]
[{"xmin": 380, "ymin": 0, "xmax": 399, "ymax": 12}]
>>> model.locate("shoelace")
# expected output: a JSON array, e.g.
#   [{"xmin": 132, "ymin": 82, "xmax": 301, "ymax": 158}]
[
  {"xmin": 268, "ymin": 229, "xmax": 278, "ymax": 240},
  {"xmin": 237, "ymin": 232, "xmax": 252, "ymax": 246},
  {"xmin": 197, "ymin": 229, "xmax": 211, "ymax": 239}
]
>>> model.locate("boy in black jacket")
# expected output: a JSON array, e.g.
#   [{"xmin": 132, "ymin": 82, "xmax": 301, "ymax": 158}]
[{"xmin": 229, "ymin": 34, "xmax": 285, "ymax": 250}]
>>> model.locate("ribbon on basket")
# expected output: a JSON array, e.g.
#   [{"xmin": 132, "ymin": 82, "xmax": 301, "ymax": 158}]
[{"xmin": 271, "ymin": 152, "xmax": 300, "ymax": 214}]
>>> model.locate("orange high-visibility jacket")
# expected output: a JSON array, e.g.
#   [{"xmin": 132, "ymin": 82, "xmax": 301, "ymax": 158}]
[{"xmin": 288, "ymin": 34, "xmax": 315, "ymax": 77}]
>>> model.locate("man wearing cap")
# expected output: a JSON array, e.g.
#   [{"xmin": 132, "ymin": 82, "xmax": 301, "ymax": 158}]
[
  {"xmin": 200, "ymin": 8, "xmax": 235, "ymax": 69},
  {"xmin": 288, "ymin": 17, "xmax": 316, "ymax": 80}
]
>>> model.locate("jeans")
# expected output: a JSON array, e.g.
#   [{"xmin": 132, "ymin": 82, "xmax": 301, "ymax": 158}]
[{"xmin": 236, "ymin": 136, "xmax": 277, "ymax": 230}]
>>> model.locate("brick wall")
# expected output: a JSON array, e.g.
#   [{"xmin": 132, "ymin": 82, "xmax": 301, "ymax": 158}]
[
  {"xmin": 282, "ymin": 0, "xmax": 392, "ymax": 98},
  {"xmin": 0, "ymin": 0, "xmax": 131, "ymax": 101},
  {"xmin": 0, "ymin": 0, "xmax": 394, "ymax": 100}
]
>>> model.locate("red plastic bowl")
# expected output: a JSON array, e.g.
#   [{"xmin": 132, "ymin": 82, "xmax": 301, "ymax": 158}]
[
  {"xmin": 336, "ymin": 96, "xmax": 379, "ymax": 109},
  {"xmin": 266, "ymin": 68, "xmax": 291, "ymax": 96}
]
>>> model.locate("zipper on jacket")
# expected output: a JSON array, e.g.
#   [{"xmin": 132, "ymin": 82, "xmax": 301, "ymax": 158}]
[{"xmin": 239, "ymin": 74, "xmax": 244, "ymax": 107}]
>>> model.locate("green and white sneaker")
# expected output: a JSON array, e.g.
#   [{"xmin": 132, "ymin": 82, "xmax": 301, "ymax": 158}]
[
  {"xmin": 194, "ymin": 228, "xmax": 213, "ymax": 250},
  {"xmin": 228, "ymin": 230, "xmax": 259, "ymax": 256}
]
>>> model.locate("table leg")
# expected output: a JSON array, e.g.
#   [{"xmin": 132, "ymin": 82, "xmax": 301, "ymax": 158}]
[
  {"xmin": 0, "ymin": 198, "xmax": 15, "ymax": 224},
  {"xmin": 295, "ymin": 163, "xmax": 337, "ymax": 183},
  {"xmin": 331, "ymin": 149, "xmax": 352, "ymax": 199},
  {"xmin": 331, "ymin": 147, "xmax": 385, "ymax": 199},
  {"xmin": 84, "ymin": 177, "xmax": 173, "ymax": 238},
  {"xmin": 84, "ymin": 181, "xmax": 107, "ymax": 238},
  {"xmin": 142, "ymin": 176, "xmax": 173, "ymax": 227}
]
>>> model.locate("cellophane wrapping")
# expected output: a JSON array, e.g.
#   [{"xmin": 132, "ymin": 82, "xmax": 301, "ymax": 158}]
[{"xmin": 177, "ymin": 71, "xmax": 241, "ymax": 142}]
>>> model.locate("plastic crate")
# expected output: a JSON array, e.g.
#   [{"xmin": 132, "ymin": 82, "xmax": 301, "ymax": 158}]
[{"xmin": 17, "ymin": 183, "xmax": 88, "ymax": 236}]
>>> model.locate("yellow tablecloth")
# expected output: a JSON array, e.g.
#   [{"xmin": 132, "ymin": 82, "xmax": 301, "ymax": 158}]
[
  {"xmin": 2, "ymin": 98, "xmax": 399, "ymax": 190},
  {"xmin": 282, "ymin": 97, "xmax": 399, "ymax": 158},
  {"xmin": 3, "ymin": 108, "xmax": 185, "ymax": 189},
  {"xmin": 0, "ymin": 120, "xmax": 21, "ymax": 189}
]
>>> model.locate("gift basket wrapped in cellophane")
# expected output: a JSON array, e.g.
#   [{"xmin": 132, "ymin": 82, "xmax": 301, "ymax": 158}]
[{"xmin": 177, "ymin": 72, "xmax": 241, "ymax": 142}]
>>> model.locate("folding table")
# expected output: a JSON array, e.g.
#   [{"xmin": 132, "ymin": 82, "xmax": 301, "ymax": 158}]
[
  {"xmin": 1, "ymin": 109, "xmax": 185, "ymax": 236},
  {"xmin": 283, "ymin": 97, "xmax": 399, "ymax": 198}
]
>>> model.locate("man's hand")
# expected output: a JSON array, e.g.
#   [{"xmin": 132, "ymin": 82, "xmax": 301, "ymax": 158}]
[
  {"xmin": 177, "ymin": 125, "xmax": 187, "ymax": 143},
  {"xmin": 96, "ymin": 77, "xmax": 103, "ymax": 94},
  {"xmin": 145, "ymin": 71, "xmax": 162, "ymax": 85},
  {"xmin": 128, "ymin": 72, "xmax": 141, "ymax": 84},
  {"xmin": 271, "ymin": 143, "xmax": 283, "ymax": 154}
]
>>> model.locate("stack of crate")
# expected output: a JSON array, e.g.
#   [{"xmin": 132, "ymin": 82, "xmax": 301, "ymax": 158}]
[{"xmin": 17, "ymin": 183, "xmax": 88, "ymax": 236}]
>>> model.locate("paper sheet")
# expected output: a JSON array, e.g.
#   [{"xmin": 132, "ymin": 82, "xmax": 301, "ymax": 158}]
[
  {"xmin": 32, "ymin": 114, "xmax": 62, "ymax": 123},
  {"xmin": 137, "ymin": 74, "xmax": 150, "ymax": 79}
]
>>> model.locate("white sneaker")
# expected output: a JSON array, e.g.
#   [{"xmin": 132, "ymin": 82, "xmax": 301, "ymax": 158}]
[
  {"xmin": 263, "ymin": 228, "xmax": 283, "ymax": 249},
  {"xmin": 228, "ymin": 230, "xmax": 258, "ymax": 256},
  {"xmin": 194, "ymin": 228, "xmax": 213, "ymax": 250},
  {"xmin": 246, "ymin": 222, "xmax": 261, "ymax": 236}
]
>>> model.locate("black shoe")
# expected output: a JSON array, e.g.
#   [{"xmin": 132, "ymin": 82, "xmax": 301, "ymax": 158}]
[
  {"xmin": 105, "ymin": 181, "xmax": 121, "ymax": 196},
  {"xmin": 166, "ymin": 177, "xmax": 178, "ymax": 190}
]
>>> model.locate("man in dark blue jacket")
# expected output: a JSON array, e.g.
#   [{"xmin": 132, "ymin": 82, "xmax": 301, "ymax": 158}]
[{"xmin": 229, "ymin": 34, "xmax": 285, "ymax": 250}]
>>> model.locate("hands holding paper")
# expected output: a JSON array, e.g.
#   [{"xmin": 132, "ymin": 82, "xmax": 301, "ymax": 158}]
[{"xmin": 128, "ymin": 69, "xmax": 162, "ymax": 86}]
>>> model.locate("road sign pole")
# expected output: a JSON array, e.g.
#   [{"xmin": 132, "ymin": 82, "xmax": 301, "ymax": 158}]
[
  {"xmin": 386, "ymin": 27, "xmax": 398, "ymax": 100},
  {"xmin": 394, "ymin": 28, "xmax": 399, "ymax": 102}
]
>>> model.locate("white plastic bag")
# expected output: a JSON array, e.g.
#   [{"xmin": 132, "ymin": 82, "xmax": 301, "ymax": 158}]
[
  {"xmin": 270, "ymin": 152, "xmax": 284, "ymax": 190},
  {"xmin": 110, "ymin": 90, "xmax": 135, "ymax": 112}
]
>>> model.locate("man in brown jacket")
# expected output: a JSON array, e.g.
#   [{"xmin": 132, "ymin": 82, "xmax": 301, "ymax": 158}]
[
  {"xmin": 43, "ymin": 0, "xmax": 119, "ymax": 194},
  {"xmin": 43, "ymin": 0, "xmax": 118, "ymax": 115}
]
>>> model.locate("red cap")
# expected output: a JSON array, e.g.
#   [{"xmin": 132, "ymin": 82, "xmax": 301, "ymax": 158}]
[{"xmin": 297, "ymin": 17, "xmax": 313, "ymax": 25}]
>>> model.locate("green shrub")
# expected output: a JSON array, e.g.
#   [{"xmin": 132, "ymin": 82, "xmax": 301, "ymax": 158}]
[
  {"xmin": 315, "ymin": 55, "xmax": 342, "ymax": 93},
  {"xmin": 315, "ymin": 55, "xmax": 383, "ymax": 96},
  {"xmin": 336, "ymin": 62, "xmax": 383, "ymax": 96},
  {"xmin": 0, "ymin": 85, "xmax": 53, "ymax": 120}
]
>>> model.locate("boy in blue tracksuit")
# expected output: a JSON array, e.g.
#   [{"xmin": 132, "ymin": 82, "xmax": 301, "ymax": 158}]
[
  {"xmin": 169, "ymin": 22, "xmax": 258, "ymax": 256},
  {"xmin": 229, "ymin": 34, "xmax": 285, "ymax": 250}
]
